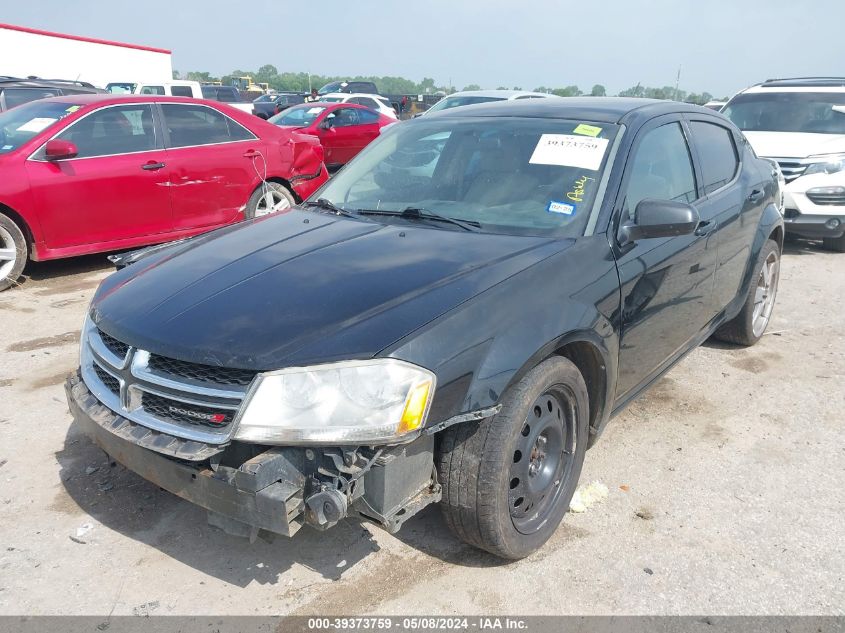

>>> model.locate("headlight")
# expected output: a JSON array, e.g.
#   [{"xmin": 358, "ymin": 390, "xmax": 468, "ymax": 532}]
[
  {"xmin": 234, "ymin": 359, "xmax": 436, "ymax": 444},
  {"xmin": 804, "ymin": 153, "xmax": 845, "ymax": 176}
]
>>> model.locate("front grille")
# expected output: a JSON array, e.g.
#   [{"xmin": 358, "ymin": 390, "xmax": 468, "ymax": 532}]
[
  {"xmin": 807, "ymin": 191, "xmax": 845, "ymax": 206},
  {"xmin": 93, "ymin": 363, "xmax": 120, "ymax": 395},
  {"xmin": 141, "ymin": 392, "xmax": 235, "ymax": 428},
  {"xmin": 148, "ymin": 354, "xmax": 256, "ymax": 387},
  {"xmin": 81, "ymin": 323, "xmax": 248, "ymax": 445},
  {"xmin": 775, "ymin": 160, "xmax": 807, "ymax": 183},
  {"xmin": 98, "ymin": 328, "xmax": 129, "ymax": 359}
]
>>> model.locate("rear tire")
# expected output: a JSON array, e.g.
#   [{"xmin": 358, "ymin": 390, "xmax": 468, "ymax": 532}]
[
  {"xmin": 436, "ymin": 356, "xmax": 589, "ymax": 560},
  {"xmin": 822, "ymin": 233, "xmax": 845, "ymax": 252},
  {"xmin": 713, "ymin": 239, "xmax": 780, "ymax": 346},
  {"xmin": 244, "ymin": 182, "xmax": 296, "ymax": 219},
  {"xmin": 0, "ymin": 212, "xmax": 27, "ymax": 292}
]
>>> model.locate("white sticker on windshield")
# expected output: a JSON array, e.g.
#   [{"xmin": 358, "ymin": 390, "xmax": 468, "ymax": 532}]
[
  {"xmin": 529, "ymin": 134, "xmax": 609, "ymax": 170},
  {"xmin": 307, "ymin": 107, "xmax": 323, "ymax": 114},
  {"xmin": 16, "ymin": 117, "xmax": 58, "ymax": 133}
]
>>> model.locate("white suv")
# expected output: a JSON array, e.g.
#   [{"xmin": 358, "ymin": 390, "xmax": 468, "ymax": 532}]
[
  {"xmin": 318, "ymin": 93, "xmax": 397, "ymax": 119},
  {"xmin": 723, "ymin": 78, "xmax": 845, "ymax": 251}
]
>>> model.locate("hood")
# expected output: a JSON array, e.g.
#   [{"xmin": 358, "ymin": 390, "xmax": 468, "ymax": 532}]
[
  {"xmin": 92, "ymin": 210, "xmax": 569, "ymax": 369},
  {"xmin": 744, "ymin": 131, "xmax": 845, "ymax": 159}
]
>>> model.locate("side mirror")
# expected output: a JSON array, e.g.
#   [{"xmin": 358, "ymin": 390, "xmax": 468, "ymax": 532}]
[
  {"xmin": 318, "ymin": 118, "xmax": 332, "ymax": 130},
  {"xmin": 44, "ymin": 139, "xmax": 78, "ymax": 161},
  {"xmin": 619, "ymin": 198, "xmax": 700, "ymax": 244}
]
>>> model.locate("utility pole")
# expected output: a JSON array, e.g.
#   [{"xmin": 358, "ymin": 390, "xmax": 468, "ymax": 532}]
[{"xmin": 674, "ymin": 66, "xmax": 682, "ymax": 101}]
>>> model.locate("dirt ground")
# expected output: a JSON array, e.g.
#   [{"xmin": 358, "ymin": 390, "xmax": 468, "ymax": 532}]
[{"xmin": 0, "ymin": 240, "xmax": 842, "ymax": 616}]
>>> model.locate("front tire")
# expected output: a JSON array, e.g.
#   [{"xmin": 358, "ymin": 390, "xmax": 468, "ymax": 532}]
[
  {"xmin": 712, "ymin": 239, "xmax": 780, "ymax": 346},
  {"xmin": 436, "ymin": 356, "xmax": 589, "ymax": 559},
  {"xmin": 0, "ymin": 213, "xmax": 27, "ymax": 292},
  {"xmin": 244, "ymin": 182, "xmax": 296, "ymax": 219}
]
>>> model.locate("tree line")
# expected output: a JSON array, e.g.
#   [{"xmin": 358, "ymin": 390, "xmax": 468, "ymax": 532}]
[{"xmin": 173, "ymin": 66, "xmax": 728, "ymax": 105}]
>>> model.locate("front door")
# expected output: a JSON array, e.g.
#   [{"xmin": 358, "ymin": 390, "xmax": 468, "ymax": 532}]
[
  {"xmin": 25, "ymin": 103, "xmax": 172, "ymax": 250},
  {"xmin": 613, "ymin": 117, "xmax": 719, "ymax": 402},
  {"xmin": 158, "ymin": 102, "xmax": 262, "ymax": 229},
  {"xmin": 317, "ymin": 107, "xmax": 381, "ymax": 166}
]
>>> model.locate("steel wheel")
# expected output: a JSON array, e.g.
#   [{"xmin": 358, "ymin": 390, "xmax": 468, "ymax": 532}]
[
  {"xmin": 254, "ymin": 187, "xmax": 293, "ymax": 217},
  {"xmin": 751, "ymin": 249, "xmax": 779, "ymax": 337},
  {"xmin": 509, "ymin": 386, "xmax": 577, "ymax": 535},
  {"xmin": 0, "ymin": 224, "xmax": 17, "ymax": 280}
]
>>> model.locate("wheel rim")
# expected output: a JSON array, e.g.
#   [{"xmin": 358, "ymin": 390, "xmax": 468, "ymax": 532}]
[
  {"xmin": 255, "ymin": 188, "xmax": 292, "ymax": 217},
  {"xmin": 752, "ymin": 250, "xmax": 779, "ymax": 337},
  {"xmin": 509, "ymin": 386, "xmax": 577, "ymax": 535},
  {"xmin": 0, "ymin": 225, "xmax": 17, "ymax": 280}
]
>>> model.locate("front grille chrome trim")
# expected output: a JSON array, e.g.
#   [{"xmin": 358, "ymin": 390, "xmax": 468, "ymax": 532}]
[{"xmin": 80, "ymin": 321, "xmax": 249, "ymax": 445}]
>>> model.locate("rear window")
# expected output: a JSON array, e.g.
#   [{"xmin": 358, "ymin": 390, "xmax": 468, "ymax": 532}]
[
  {"xmin": 426, "ymin": 95, "xmax": 505, "ymax": 115},
  {"xmin": 170, "ymin": 85, "xmax": 193, "ymax": 98}
]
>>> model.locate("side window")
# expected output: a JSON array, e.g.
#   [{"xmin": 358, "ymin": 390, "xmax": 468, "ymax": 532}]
[
  {"xmin": 2, "ymin": 88, "xmax": 60, "ymax": 109},
  {"xmin": 216, "ymin": 88, "xmax": 238, "ymax": 103},
  {"xmin": 689, "ymin": 121, "xmax": 739, "ymax": 195},
  {"xmin": 359, "ymin": 98, "xmax": 377, "ymax": 109},
  {"xmin": 170, "ymin": 85, "xmax": 193, "ymax": 98},
  {"xmin": 53, "ymin": 104, "xmax": 158, "ymax": 158},
  {"xmin": 331, "ymin": 107, "xmax": 361, "ymax": 127},
  {"xmin": 161, "ymin": 104, "xmax": 255, "ymax": 147},
  {"xmin": 357, "ymin": 109, "xmax": 380, "ymax": 124},
  {"xmin": 623, "ymin": 122, "xmax": 697, "ymax": 219},
  {"xmin": 140, "ymin": 85, "xmax": 165, "ymax": 95}
]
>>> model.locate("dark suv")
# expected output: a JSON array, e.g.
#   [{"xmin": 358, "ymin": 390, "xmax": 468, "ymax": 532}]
[
  {"xmin": 0, "ymin": 76, "xmax": 103, "ymax": 112},
  {"xmin": 66, "ymin": 98, "xmax": 783, "ymax": 560},
  {"xmin": 317, "ymin": 80, "xmax": 378, "ymax": 95}
]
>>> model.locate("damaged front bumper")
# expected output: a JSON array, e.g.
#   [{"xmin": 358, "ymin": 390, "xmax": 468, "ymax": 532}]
[{"xmin": 65, "ymin": 372, "xmax": 440, "ymax": 540}]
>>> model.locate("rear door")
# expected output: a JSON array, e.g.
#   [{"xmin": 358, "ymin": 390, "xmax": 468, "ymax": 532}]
[
  {"xmin": 685, "ymin": 116, "xmax": 759, "ymax": 312},
  {"xmin": 25, "ymin": 103, "xmax": 172, "ymax": 249},
  {"xmin": 158, "ymin": 102, "xmax": 262, "ymax": 229},
  {"xmin": 613, "ymin": 116, "xmax": 719, "ymax": 402}
]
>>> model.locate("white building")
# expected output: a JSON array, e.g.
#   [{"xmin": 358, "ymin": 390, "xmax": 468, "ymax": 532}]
[{"xmin": 0, "ymin": 22, "xmax": 172, "ymax": 88}]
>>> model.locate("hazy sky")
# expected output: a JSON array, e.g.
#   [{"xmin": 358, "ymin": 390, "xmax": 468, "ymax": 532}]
[{"xmin": 5, "ymin": 0, "xmax": 844, "ymax": 97}]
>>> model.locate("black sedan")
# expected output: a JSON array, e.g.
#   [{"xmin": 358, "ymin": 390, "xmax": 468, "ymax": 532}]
[
  {"xmin": 252, "ymin": 92, "xmax": 306, "ymax": 119},
  {"xmin": 67, "ymin": 98, "xmax": 783, "ymax": 559}
]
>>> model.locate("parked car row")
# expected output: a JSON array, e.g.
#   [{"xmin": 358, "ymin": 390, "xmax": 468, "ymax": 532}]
[{"xmin": 0, "ymin": 94, "xmax": 328, "ymax": 290}]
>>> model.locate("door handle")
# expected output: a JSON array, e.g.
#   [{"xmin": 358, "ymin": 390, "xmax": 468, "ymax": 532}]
[
  {"xmin": 747, "ymin": 188, "xmax": 765, "ymax": 202},
  {"xmin": 243, "ymin": 150, "xmax": 260, "ymax": 158},
  {"xmin": 141, "ymin": 161, "xmax": 165, "ymax": 171},
  {"xmin": 694, "ymin": 220, "xmax": 717, "ymax": 236}
]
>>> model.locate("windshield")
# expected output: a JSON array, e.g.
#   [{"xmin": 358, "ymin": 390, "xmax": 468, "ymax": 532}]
[
  {"xmin": 106, "ymin": 82, "xmax": 136, "ymax": 94},
  {"xmin": 0, "ymin": 101, "xmax": 81, "ymax": 155},
  {"xmin": 318, "ymin": 82, "xmax": 344, "ymax": 95},
  {"xmin": 269, "ymin": 104, "xmax": 327, "ymax": 127},
  {"xmin": 426, "ymin": 95, "xmax": 505, "ymax": 115},
  {"xmin": 314, "ymin": 117, "xmax": 619, "ymax": 237},
  {"xmin": 320, "ymin": 96, "xmax": 345, "ymax": 103},
  {"xmin": 724, "ymin": 92, "xmax": 845, "ymax": 134}
]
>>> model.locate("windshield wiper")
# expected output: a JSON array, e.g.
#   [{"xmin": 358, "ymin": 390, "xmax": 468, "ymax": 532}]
[
  {"xmin": 302, "ymin": 198, "xmax": 358, "ymax": 218},
  {"xmin": 357, "ymin": 207, "xmax": 481, "ymax": 232}
]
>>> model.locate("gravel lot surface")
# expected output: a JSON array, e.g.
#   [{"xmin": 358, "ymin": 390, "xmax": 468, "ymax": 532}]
[{"xmin": 0, "ymin": 240, "xmax": 842, "ymax": 616}]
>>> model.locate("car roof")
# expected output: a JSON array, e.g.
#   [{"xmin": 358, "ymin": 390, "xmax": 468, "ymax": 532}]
[
  {"xmin": 441, "ymin": 90, "xmax": 553, "ymax": 99},
  {"xmin": 18, "ymin": 94, "xmax": 235, "ymax": 107},
  {"xmin": 321, "ymin": 92, "xmax": 387, "ymax": 100},
  {"xmin": 425, "ymin": 96, "xmax": 710, "ymax": 124},
  {"xmin": 0, "ymin": 76, "xmax": 100, "ymax": 90}
]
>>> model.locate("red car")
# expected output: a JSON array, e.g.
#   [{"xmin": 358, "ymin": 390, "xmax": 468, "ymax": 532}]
[
  {"xmin": 268, "ymin": 102, "xmax": 395, "ymax": 171},
  {"xmin": 0, "ymin": 95, "xmax": 327, "ymax": 291}
]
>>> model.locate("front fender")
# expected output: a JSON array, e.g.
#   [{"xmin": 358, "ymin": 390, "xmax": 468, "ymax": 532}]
[{"xmin": 385, "ymin": 236, "xmax": 620, "ymax": 442}]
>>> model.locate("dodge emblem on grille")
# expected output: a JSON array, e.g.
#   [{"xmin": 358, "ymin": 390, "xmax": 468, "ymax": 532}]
[{"xmin": 168, "ymin": 406, "xmax": 226, "ymax": 425}]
